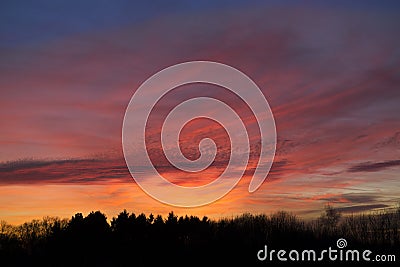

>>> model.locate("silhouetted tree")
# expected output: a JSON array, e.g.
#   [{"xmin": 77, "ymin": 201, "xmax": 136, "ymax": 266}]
[
  {"xmin": 111, "ymin": 209, "xmax": 133, "ymax": 243},
  {"xmin": 166, "ymin": 211, "xmax": 178, "ymax": 225},
  {"xmin": 147, "ymin": 213, "xmax": 154, "ymax": 224},
  {"xmin": 153, "ymin": 214, "xmax": 164, "ymax": 226},
  {"xmin": 319, "ymin": 204, "xmax": 341, "ymax": 235},
  {"xmin": 68, "ymin": 212, "xmax": 84, "ymax": 234}
]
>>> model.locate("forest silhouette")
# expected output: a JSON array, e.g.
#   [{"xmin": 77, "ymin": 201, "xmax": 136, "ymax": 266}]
[{"xmin": 0, "ymin": 206, "xmax": 399, "ymax": 266}]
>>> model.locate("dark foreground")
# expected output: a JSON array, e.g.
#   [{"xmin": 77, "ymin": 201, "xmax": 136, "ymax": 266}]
[{"xmin": 0, "ymin": 207, "xmax": 399, "ymax": 266}]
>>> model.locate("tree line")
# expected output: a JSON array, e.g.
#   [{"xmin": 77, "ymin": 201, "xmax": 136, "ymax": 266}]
[{"xmin": 0, "ymin": 206, "xmax": 399, "ymax": 266}]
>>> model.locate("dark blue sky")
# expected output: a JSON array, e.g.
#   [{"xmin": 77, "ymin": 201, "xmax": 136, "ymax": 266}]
[
  {"xmin": 0, "ymin": 0, "xmax": 255, "ymax": 45},
  {"xmin": 1, "ymin": 0, "xmax": 399, "ymax": 46}
]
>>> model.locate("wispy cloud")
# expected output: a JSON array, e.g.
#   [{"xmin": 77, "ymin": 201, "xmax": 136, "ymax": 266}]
[
  {"xmin": 348, "ymin": 160, "xmax": 400, "ymax": 173},
  {"xmin": 0, "ymin": 158, "xmax": 130, "ymax": 185},
  {"xmin": 335, "ymin": 204, "xmax": 389, "ymax": 214}
]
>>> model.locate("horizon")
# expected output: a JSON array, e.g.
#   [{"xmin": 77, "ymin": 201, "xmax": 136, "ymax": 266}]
[{"xmin": 3, "ymin": 204, "xmax": 400, "ymax": 226}]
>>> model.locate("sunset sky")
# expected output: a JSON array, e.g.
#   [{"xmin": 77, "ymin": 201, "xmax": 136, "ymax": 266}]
[{"xmin": 1, "ymin": 0, "xmax": 400, "ymax": 224}]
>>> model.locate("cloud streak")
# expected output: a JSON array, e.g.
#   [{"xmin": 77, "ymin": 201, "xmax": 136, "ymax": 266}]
[
  {"xmin": 0, "ymin": 158, "xmax": 131, "ymax": 185},
  {"xmin": 348, "ymin": 160, "xmax": 400, "ymax": 173}
]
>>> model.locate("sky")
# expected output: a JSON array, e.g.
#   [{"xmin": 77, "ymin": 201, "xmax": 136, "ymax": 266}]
[{"xmin": 1, "ymin": 0, "xmax": 400, "ymax": 224}]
